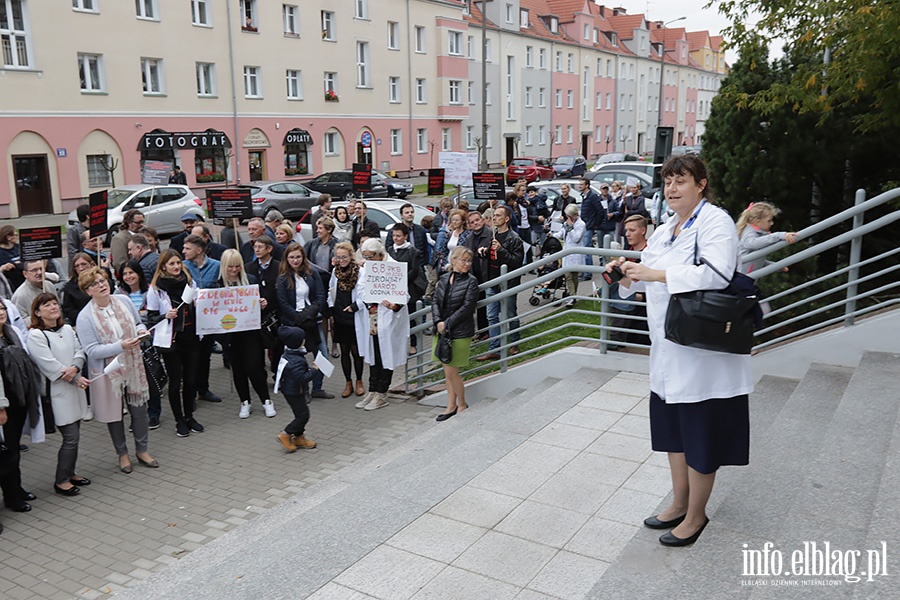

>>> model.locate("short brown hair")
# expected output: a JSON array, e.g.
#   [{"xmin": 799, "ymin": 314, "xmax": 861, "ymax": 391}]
[
  {"xmin": 661, "ymin": 155, "xmax": 711, "ymax": 200},
  {"xmin": 623, "ymin": 214, "xmax": 648, "ymax": 229},
  {"xmin": 78, "ymin": 265, "xmax": 107, "ymax": 293},
  {"xmin": 29, "ymin": 292, "xmax": 63, "ymax": 330}
]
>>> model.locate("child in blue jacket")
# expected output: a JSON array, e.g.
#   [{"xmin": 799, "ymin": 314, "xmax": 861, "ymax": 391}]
[{"xmin": 275, "ymin": 326, "xmax": 318, "ymax": 452}]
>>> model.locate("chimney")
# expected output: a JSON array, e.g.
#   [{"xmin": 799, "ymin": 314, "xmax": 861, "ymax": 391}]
[{"xmin": 613, "ymin": 7, "xmax": 626, "ymax": 16}]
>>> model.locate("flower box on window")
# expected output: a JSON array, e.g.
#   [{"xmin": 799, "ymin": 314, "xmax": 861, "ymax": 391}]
[
  {"xmin": 196, "ymin": 172, "xmax": 226, "ymax": 183},
  {"xmin": 325, "ymin": 90, "xmax": 339, "ymax": 102},
  {"xmin": 285, "ymin": 167, "xmax": 308, "ymax": 176}
]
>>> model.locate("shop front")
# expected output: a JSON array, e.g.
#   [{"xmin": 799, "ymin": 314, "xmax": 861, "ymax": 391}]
[
  {"xmin": 283, "ymin": 128, "xmax": 313, "ymax": 177},
  {"xmin": 137, "ymin": 128, "xmax": 232, "ymax": 184}
]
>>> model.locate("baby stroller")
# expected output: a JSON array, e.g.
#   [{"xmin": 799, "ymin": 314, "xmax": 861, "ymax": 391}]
[{"xmin": 529, "ymin": 236, "xmax": 565, "ymax": 305}]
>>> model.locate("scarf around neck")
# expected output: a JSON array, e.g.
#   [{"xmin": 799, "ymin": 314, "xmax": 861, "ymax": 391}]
[
  {"xmin": 334, "ymin": 260, "xmax": 360, "ymax": 293},
  {"xmin": 89, "ymin": 296, "xmax": 149, "ymax": 407}
]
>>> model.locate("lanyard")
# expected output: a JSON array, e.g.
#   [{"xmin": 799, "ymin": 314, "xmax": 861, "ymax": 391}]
[{"xmin": 671, "ymin": 200, "xmax": 705, "ymax": 244}]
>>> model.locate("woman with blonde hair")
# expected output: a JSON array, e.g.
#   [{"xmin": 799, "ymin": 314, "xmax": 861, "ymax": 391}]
[
  {"xmin": 147, "ymin": 250, "xmax": 202, "ymax": 438},
  {"xmin": 433, "ymin": 209, "xmax": 470, "ymax": 273},
  {"xmin": 736, "ymin": 202, "xmax": 797, "ymax": 274},
  {"xmin": 275, "ymin": 223, "xmax": 295, "ymax": 249}
]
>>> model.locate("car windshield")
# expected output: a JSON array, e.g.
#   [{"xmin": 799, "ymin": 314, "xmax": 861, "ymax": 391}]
[
  {"xmin": 554, "ymin": 156, "xmax": 574, "ymax": 165},
  {"xmin": 239, "ymin": 186, "xmax": 263, "ymax": 194},
  {"xmin": 511, "ymin": 159, "xmax": 534, "ymax": 167},
  {"xmin": 106, "ymin": 188, "xmax": 136, "ymax": 208}
]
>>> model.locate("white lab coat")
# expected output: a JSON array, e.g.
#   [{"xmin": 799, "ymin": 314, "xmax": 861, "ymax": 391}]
[
  {"xmin": 353, "ymin": 266, "xmax": 410, "ymax": 370},
  {"xmin": 554, "ymin": 217, "xmax": 586, "ymax": 269},
  {"xmin": 620, "ymin": 201, "xmax": 754, "ymax": 404}
]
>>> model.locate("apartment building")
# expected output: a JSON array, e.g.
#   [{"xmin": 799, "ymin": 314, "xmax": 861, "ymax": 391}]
[{"xmin": 0, "ymin": 0, "xmax": 725, "ymax": 218}]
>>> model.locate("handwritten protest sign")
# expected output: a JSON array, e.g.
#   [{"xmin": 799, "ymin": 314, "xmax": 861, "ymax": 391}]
[
  {"xmin": 195, "ymin": 285, "xmax": 261, "ymax": 335},
  {"xmin": 438, "ymin": 152, "xmax": 478, "ymax": 186},
  {"xmin": 361, "ymin": 261, "xmax": 408, "ymax": 305}
]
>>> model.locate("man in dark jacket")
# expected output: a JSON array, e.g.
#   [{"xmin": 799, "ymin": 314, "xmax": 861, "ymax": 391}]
[
  {"xmin": 351, "ymin": 202, "xmax": 381, "ymax": 247},
  {"xmin": 578, "ymin": 178, "xmax": 606, "ymax": 279},
  {"xmin": 387, "ymin": 223, "xmax": 427, "ymax": 354},
  {"xmin": 245, "ymin": 235, "xmax": 282, "ymax": 372},
  {"xmin": 191, "ymin": 224, "xmax": 227, "ymax": 260},
  {"xmin": 400, "ymin": 203, "xmax": 428, "ymax": 259},
  {"xmin": 476, "ymin": 205, "xmax": 524, "ymax": 360},
  {"xmin": 168, "ymin": 212, "xmax": 202, "ymax": 258},
  {"xmin": 464, "ymin": 210, "xmax": 493, "ymax": 339}
]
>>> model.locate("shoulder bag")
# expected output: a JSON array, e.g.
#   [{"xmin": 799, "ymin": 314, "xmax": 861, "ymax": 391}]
[
  {"xmin": 435, "ymin": 275, "xmax": 453, "ymax": 364},
  {"xmin": 141, "ymin": 342, "xmax": 169, "ymax": 396},
  {"xmin": 664, "ymin": 237, "xmax": 761, "ymax": 355}
]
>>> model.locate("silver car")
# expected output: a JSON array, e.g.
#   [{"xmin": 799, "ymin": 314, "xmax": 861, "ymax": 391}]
[{"xmin": 238, "ymin": 180, "xmax": 321, "ymax": 219}]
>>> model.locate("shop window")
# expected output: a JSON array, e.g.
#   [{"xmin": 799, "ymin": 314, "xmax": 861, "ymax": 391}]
[
  {"xmin": 195, "ymin": 148, "xmax": 227, "ymax": 182},
  {"xmin": 284, "ymin": 144, "xmax": 309, "ymax": 176}
]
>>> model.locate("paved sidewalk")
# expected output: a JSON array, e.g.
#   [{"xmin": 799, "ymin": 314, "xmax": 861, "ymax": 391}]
[{"xmin": 1, "ymin": 361, "xmax": 439, "ymax": 600}]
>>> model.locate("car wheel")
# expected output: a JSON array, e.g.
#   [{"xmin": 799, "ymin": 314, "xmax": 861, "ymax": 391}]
[
  {"xmin": 344, "ymin": 191, "xmax": 357, "ymax": 201},
  {"xmin": 535, "ymin": 175, "xmax": 542, "ymax": 182}
]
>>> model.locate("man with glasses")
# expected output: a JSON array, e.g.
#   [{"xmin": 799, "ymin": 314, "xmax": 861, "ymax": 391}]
[
  {"xmin": 11, "ymin": 260, "xmax": 57, "ymax": 317},
  {"xmin": 241, "ymin": 217, "xmax": 284, "ymax": 263},
  {"xmin": 111, "ymin": 209, "xmax": 145, "ymax": 271}
]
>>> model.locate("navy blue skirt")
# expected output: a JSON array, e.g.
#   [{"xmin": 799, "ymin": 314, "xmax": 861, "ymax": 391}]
[{"xmin": 649, "ymin": 392, "xmax": 749, "ymax": 474}]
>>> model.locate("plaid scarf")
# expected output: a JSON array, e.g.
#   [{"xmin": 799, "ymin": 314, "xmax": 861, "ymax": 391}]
[{"xmin": 89, "ymin": 296, "xmax": 149, "ymax": 407}]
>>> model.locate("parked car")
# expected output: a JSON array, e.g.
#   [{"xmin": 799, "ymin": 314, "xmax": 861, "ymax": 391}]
[
  {"xmin": 305, "ymin": 170, "xmax": 389, "ymax": 200},
  {"xmin": 591, "ymin": 162, "xmax": 661, "ymax": 179},
  {"xmin": 551, "ymin": 155, "xmax": 587, "ymax": 179},
  {"xmin": 583, "ymin": 169, "xmax": 657, "ymax": 199},
  {"xmin": 506, "ymin": 157, "xmax": 554, "ymax": 185},
  {"xmin": 670, "ymin": 145, "xmax": 701, "ymax": 158},
  {"xmin": 295, "ymin": 200, "xmax": 433, "ymax": 241},
  {"xmin": 68, "ymin": 184, "xmax": 204, "ymax": 244},
  {"xmin": 529, "ymin": 179, "xmax": 610, "ymax": 207},
  {"xmin": 372, "ymin": 170, "xmax": 413, "ymax": 199},
  {"xmin": 238, "ymin": 181, "xmax": 321, "ymax": 219},
  {"xmin": 590, "ymin": 152, "xmax": 641, "ymax": 170}
]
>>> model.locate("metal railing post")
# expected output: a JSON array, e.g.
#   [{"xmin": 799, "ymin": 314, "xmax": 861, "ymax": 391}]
[
  {"xmin": 845, "ymin": 188, "xmax": 866, "ymax": 326},
  {"xmin": 599, "ymin": 235, "xmax": 612, "ymax": 353},
  {"xmin": 414, "ymin": 300, "xmax": 425, "ymax": 397},
  {"xmin": 499, "ymin": 264, "xmax": 508, "ymax": 373}
]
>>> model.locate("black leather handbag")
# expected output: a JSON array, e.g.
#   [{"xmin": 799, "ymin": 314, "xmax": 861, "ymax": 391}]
[
  {"xmin": 664, "ymin": 239, "xmax": 760, "ymax": 355},
  {"xmin": 435, "ymin": 277, "xmax": 453, "ymax": 364},
  {"xmin": 142, "ymin": 344, "xmax": 169, "ymax": 395}
]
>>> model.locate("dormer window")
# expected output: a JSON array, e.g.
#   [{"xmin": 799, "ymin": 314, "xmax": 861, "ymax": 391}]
[
  {"xmin": 605, "ymin": 31, "xmax": 617, "ymax": 46},
  {"xmin": 520, "ymin": 9, "xmax": 529, "ymax": 28},
  {"xmin": 549, "ymin": 17, "xmax": 558, "ymax": 33},
  {"xmin": 593, "ymin": 28, "xmax": 598, "ymax": 43}
]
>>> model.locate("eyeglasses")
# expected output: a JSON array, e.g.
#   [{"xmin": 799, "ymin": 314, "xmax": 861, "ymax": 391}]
[
  {"xmin": 132, "ymin": 219, "xmax": 145, "ymax": 225},
  {"xmin": 25, "ymin": 267, "xmax": 43, "ymax": 274},
  {"xmin": 361, "ymin": 253, "xmax": 377, "ymax": 259},
  {"xmin": 336, "ymin": 255, "xmax": 351, "ymax": 262},
  {"xmin": 87, "ymin": 279, "xmax": 107, "ymax": 289},
  {"xmin": 454, "ymin": 258, "xmax": 473, "ymax": 264}
]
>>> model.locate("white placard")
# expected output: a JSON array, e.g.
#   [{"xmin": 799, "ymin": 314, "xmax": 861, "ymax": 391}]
[
  {"xmin": 153, "ymin": 318, "xmax": 172, "ymax": 349},
  {"xmin": 314, "ymin": 352, "xmax": 334, "ymax": 378},
  {"xmin": 438, "ymin": 151, "xmax": 478, "ymax": 186},
  {"xmin": 361, "ymin": 261, "xmax": 408, "ymax": 305},
  {"xmin": 195, "ymin": 285, "xmax": 261, "ymax": 335}
]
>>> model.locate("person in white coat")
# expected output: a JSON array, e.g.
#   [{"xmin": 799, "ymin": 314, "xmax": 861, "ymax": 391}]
[
  {"xmin": 353, "ymin": 239, "xmax": 409, "ymax": 411},
  {"xmin": 609, "ymin": 155, "xmax": 753, "ymax": 548},
  {"xmin": 26, "ymin": 293, "xmax": 91, "ymax": 496},
  {"xmin": 554, "ymin": 203, "xmax": 586, "ymax": 308}
]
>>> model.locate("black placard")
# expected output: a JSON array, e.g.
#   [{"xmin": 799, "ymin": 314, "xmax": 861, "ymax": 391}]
[
  {"xmin": 19, "ymin": 227, "xmax": 63, "ymax": 262},
  {"xmin": 352, "ymin": 163, "xmax": 372, "ymax": 195},
  {"xmin": 427, "ymin": 169, "xmax": 445, "ymax": 196},
  {"xmin": 472, "ymin": 172, "xmax": 506, "ymax": 201},
  {"xmin": 206, "ymin": 188, "xmax": 254, "ymax": 226},
  {"xmin": 88, "ymin": 190, "xmax": 108, "ymax": 238}
]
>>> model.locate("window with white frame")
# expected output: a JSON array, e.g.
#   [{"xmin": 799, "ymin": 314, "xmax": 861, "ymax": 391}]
[
  {"xmin": 566, "ymin": 125, "xmax": 573, "ymax": 144},
  {"xmin": 324, "ymin": 71, "xmax": 336, "ymax": 94},
  {"xmin": 525, "ymin": 46, "xmax": 533, "ymax": 67},
  {"xmin": 605, "ymin": 93, "xmax": 611, "ymax": 109},
  {"xmin": 485, "ymin": 82, "xmax": 491, "ymax": 105},
  {"xmin": 417, "ymin": 128, "xmax": 427, "ymax": 153},
  {"xmin": 554, "ymin": 125, "xmax": 561, "ymax": 144},
  {"xmin": 629, "ymin": 64, "xmax": 634, "ymax": 79},
  {"xmin": 442, "ymin": 128, "xmax": 451, "ymax": 151},
  {"xmin": 449, "ymin": 31, "xmax": 462, "ymax": 55},
  {"xmin": 583, "ymin": 24, "xmax": 590, "ymax": 39},
  {"xmin": 567, "ymin": 53, "xmax": 573, "ymax": 73},
  {"xmin": 387, "ymin": 21, "xmax": 399, "ymax": 49},
  {"xmin": 555, "ymin": 51, "xmax": 561, "ymax": 71},
  {"xmin": 283, "ymin": 5, "xmax": 298, "ymax": 35},
  {"xmin": 628, "ymin": 94, "xmax": 633, "ymax": 110},
  {"xmin": 356, "ymin": 42, "xmax": 369, "ymax": 87},
  {"xmin": 595, "ymin": 92, "xmax": 602, "ymax": 109},
  {"xmin": 192, "ymin": 0, "xmax": 210, "ymax": 25},
  {"xmin": 467, "ymin": 81, "xmax": 474, "ymax": 104},
  {"xmin": 538, "ymin": 125, "xmax": 546, "ymax": 145},
  {"xmin": 484, "ymin": 38, "xmax": 491, "ymax": 61},
  {"xmin": 87, "ymin": 154, "xmax": 112, "ymax": 186},
  {"xmin": 78, "ymin": 53, "xmax": 104, "ymax": 92},
  {"xmin": 243, "ymin": 65, "xmax": 261, "ymax": 98},
  {"xmin": 606, "ymin": 59, "xmax": 612, "ymax": 77},
  {"xmin": 505, "ymin": 3, "xmax": 513, "ymax": 23},
  {"xmin": 414, "ymin": 26, "xmax": 425, "ymax": 52},
  {"xmin": 567, "ymin": 90, "xmax": 573, "ymax": 108},
  {"xmin": 286, "ymin": 69, "xmax": 302, "ymax": 99},
  {"xmin": 240, "ymin": 0, "xmax": 256, "ymax": 29},
  {"xmin": 605, "ymin": 125, "xmax": 610, "ymax": 141},
  {"xmin": 72, "ymin": 0, "xmax": 96, "ymax": 11},
  {"xmin": 141, "ymin": 57, "xmax": 164, "ymax": 94},
  {"xmin": 524, "ymin": 125, "xmax": 532, "ymax": 146},
  {"xmin": 196, "ymin": 62, "xmax": 216, "ymax": 96},
  {"xmin": 390, "ymin": 129, "xmax": 402, "ymax": 154},
  {"xmin": 549, "ymin": 17, "xmax": 558, "ymax": 33},
  {"xmin": 324, "ymin": 131, "xmax": 339, "ymax": 155},
  {"xmin": 520, "ymin": 9, "xmax": 528, "ymax": 28},
  {"xmin": 449, "ymin": 80, "xmax": 461, "ymax": 104},
  {"xmin": 525, "ymin": 86, "xmax": 532, "ymax": 107},
  {"xmin": 388, "ymin": 76, "xmax": 400, "ymax": 102},
  {"xmin": 506, "ymin": 55, "xmax": 514, "ymax": 118},
  {"xmin": 596, "ymin": 58, "xmax": 602, "ymax": 76},
  {"xmin": 415, "ymin": 78, "xmax": 426, "ymax": 103},
  {"xmin": 593, "ymin": 28, "xmax": 598, "ymax": 43},
  {"xmin": 555, "ymin": 89, "xmax": 562, "ymax": 108},
  {"xmin": 539, "ymin": 48, "xmax": 546, "ymax": 69},
  {"xmin": 354, "ymin": 0, "xmax": 367, "ymax": 19},
  {"xmin": 135, "ymin": 0, "xmax": 157, "ymax": 20},
  {"xmin": 619, "ymin": 94, "xmax": 625, "ymax": 110},
  {"xmin": 620, "ymin": 63, "xmax": 626, "ymax": 78},
  {"xmin": 466, "ymin": 126, "xmax": 474, "ymax": 149},
  {"xmin": 321, "ymin": 10, "xmax": 334, "ymax": 40},
  {"xmin": 595, "ymin": 126, "xmax": 602, "ymax": 142},
  {"xmin": 467, "ymin": 35, "xmax": 474, "ymax": 58},
  {"xmin": 485, "ymin": 125, "xmax": 491, "ymax": 148},
  {"xmin": 538, "ymin": 87, "xmax": 546, "ymax": 107}
]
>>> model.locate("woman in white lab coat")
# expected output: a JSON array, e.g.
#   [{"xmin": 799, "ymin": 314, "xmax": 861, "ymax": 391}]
[{"xmin": 610, "ymin": 155, "xmax": 753, "ymax": 548}]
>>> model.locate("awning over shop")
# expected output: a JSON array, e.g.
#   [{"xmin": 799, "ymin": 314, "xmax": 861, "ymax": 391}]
[
  {"xmin": 137, "ymin": 128, "xmax": 232, "ymax": 151},
  {"xmin": 283, "ymin": 128, "xmax": 313, "ymax": 145}
]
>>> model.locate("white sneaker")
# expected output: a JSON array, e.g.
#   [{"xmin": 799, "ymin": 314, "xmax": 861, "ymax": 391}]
[
  {"xmin": 355, "ymin": 392, "xmax": 374, "ymax": 409},
  {"xmin": 365, "ymin": 393, "xmax": 389, "ymax": 411},
  {"xmin": 263, "ymin": 400, "xmax": 276, "ymax": 418},
  {"xmin": 83, "ymin": 406, "xmax": 93, "ymax": 422},
  {"xmin": 239, "ymin": 401, "xmax": 251, "ymax": 419}
]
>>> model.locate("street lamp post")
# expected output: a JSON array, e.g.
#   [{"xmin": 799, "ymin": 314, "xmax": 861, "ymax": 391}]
[{"xmin": 657, "ymin": 17, "xmax": 686, "ymax": 131}]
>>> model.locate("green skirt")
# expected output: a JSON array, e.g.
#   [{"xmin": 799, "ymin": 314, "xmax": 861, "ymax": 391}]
[{"xmin": 432, "ymin": 336, "xmax": 472, "ymax": 367}]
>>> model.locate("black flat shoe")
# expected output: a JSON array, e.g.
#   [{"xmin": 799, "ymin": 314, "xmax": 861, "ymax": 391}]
[
  {"xmin": 6, "ymin": 502, "xmax": 31, "ymax": 512},
  {"xmin": 21, "ymin": 491, "xmax": 36, "ymax": 501},
  {"xmin": 659, "ymin": 517, "xmax": 709, "ymax": 547},
  {"xmin": 69, "ymin": 477, "xmax": 91, "ymax": 486},
  {"xmin": 643, "ymin": 513, "xmax": 686, "ymax": 530},
  {"xmin": 54, "ymin": 484, "xmax": 80, "ymax": 497},
  {"xmin": 436, "ymin": 409, "xmax": 457, "ymax": 422}
]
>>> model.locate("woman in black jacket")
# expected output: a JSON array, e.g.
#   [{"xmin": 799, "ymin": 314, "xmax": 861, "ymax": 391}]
[
  {"xmin": 61, "ymin": 253, "xmax": 95, "ymax": 325},
  {"xmin": 431, "ymin": 246, "xmax": 479, "ymax": 421}
]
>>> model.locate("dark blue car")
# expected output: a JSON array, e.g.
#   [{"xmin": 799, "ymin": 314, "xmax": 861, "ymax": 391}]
[{"xmin": 552, "ymin": 155, "xmax": 587, "ymax": 179}]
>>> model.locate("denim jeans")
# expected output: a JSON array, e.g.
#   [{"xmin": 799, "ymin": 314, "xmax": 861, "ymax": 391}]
[
  {"xmin": 582, "ymin": 229, "xmax": 601, "ymax": 266},
  {"xmin": 485, "ymin": 286, "xmax": 520, "ymax": 351}
]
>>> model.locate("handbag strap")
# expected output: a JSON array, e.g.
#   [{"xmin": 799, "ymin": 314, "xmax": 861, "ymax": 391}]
[
  {"xmin": 692, "ymin": 236, "xmax": 732, "ymax": 285},
  {"xmin": 441, "ymin": 274, "xmax": 453, "ymax": 335}
]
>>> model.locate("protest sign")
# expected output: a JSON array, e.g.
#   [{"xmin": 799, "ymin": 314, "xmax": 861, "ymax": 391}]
[
  {"xmin": 427, "ymin": 168, "xmax": 445, "ymax": 196},
  {"xmin": 142, "ymin": 160, "xmax": 173, "ymax": 185},
  {"xmin": 195, "ymin": 285, "xmax": 261, "ymax": 335},
  {"xmin": 438, "ymin": 152, "xmax": 478, "ymax": 186},
  {"xmin": 352, "ymin": 163, "xmax": 372, "ymax": 194},
  {"xmin": 206, "ymin": 188, "xmax": 253, "ymax": 225},
  {"xmin": 472, "ymin": 172, "xmax": 506, "ymax": 201},
  {"xmin": 88, "ymin": 190, "xmax": 108, "ymax": 238},
  {"xmin": 19, "ymin": 227, "xmax": 63, "ymax": 262},
  {"xmin": 361, "ymin": 261, "xmax": 408, "ymax": 305}
]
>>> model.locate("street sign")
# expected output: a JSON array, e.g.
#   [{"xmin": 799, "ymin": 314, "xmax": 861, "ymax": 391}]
[{"xmin": 361, "ymin": 132, "xmax": 372, "ymax": 148}]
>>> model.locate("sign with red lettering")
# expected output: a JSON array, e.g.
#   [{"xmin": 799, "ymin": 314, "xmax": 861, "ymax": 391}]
[
  {"xmin": 472, "ymin": 172, "xmax": 506, "ymax": 201},
  {"xmin": 19, "ymin": 227, "xmax": 63, "ymax": 262},
  {"xmin": 206, "ymin": 188, "xmax": 254, "ymax": 225},
  {"xmin": 195, "ymin": 285, "xmax": 262, "ymax": 335},
  {"xmin": 88, "ymin": 190, "xmax": 109, "ymax": 238},
  {"xmin": 352, "ymin": 163, "xmax": 372, "ymax": 195},
  {"xmin": 427, "ymin": 169, "xmax": 445, "ymax": 196},
  {"xmin": 361, "ymin": 261, "xmax": 408, "ymax": 305}
]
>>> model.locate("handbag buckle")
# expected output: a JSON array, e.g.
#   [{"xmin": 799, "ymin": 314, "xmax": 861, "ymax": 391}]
[{"xmin": 725, "ymin": 321, "xmax": 732, "ymax": 333}]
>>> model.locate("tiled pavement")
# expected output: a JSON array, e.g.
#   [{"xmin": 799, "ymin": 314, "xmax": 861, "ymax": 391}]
[{"xmin": 0, "ymin": 360, "xmax": 441, "ymax": 600}]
